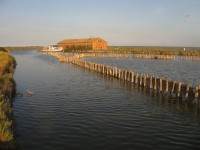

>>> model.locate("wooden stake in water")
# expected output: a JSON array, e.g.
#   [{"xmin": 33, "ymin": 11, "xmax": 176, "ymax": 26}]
[
  {"xmin": 135, "ymin": 73, "xmax": 138, "ymax": 84},
  {"xmin": 144, "ymin": 74, "xmax": 147, "ymax": 87},
  {"xmin": 131, "ymin": 72, "xmax": 134, "ymax": 83},
  {"xmin": 150, "ymin": 76, "xmax": 153, "ymax": 89},
  {"xmin": 165, "ymin": 80, "xmax": 169, "ymax": 95},
  {"xmin": 154, "ymin": 77, "xmax": 157, "ymax": 91},
  {"xmin": 124, "ymin": 71, "xmax": 127, "ymax": 81},
  {"xmin": 194, "ymin": 86, "xmax": 199, "ymax": 102},
  {"xmin": 171, "ymin": 81, "xmax": 176, "ymax": 96},
  {"xmin": 177, "ymin": 82, "xmax": 182, "ymax": 98},
  {"xmin": 118, "ymin": 69, "xmax": 121, "ymax": 79},
  {"xmin": 140, "ymin": 74, "xmax": 143, "ymax": 86},
  {"xmin": 185, "ymin": 84, "xmax": 191, "ymax": 100},
  {"xmin": 159, "ymin": 78, "xmax": 162, "ymax": 93}
]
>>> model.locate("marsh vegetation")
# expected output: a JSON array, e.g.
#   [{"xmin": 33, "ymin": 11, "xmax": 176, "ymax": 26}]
[
  {"xmin": 108, "ymin": 46, "xmax": 200, "ymax": 56},
  {"xmin": 0, "ymin": 48, "xmax": 16, "ymax": 145}
]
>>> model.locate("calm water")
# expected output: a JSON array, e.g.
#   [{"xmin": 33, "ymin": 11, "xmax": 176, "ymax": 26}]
[
  {"xmin": 84, "ymin": 57, "xmax": 200, "ymax": 86},
  {"xmin": 12, "ymin": 50, "xmax": 200, "ymax": 150}
]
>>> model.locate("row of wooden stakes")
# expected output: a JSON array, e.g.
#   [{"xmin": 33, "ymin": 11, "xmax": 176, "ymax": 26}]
[{"xmin": 46, "ymin": 52, "xmax": 200, "ymax": 103}]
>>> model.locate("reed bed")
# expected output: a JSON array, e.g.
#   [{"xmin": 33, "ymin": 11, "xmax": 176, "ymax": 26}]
[
  {"xmin": 0, "ymin": 50, "xmax": 16, "ymax": 143},
  {"xmin": 107, "ymin": 47, "xmax": 200, "ymax": 56}
]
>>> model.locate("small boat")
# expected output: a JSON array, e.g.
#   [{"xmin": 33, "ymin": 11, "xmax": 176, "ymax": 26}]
[{"xmin": 42, "ymin": 45, "xmax": 63, "ymax": 52}]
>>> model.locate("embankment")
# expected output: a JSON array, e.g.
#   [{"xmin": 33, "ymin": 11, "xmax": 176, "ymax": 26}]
[{"xmin": 0, "ymin": 49, "xmax": 17, "ymax": 145}]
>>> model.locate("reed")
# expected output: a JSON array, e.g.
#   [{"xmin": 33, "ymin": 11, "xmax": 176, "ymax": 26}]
[
  {"xmin": 4, "ymin": 46, "xmax": 43, "ymax": 51},
  {"xmin": 0, "ymin": 94, "xmax": 13, "ymax": 142},
  {"xmin": 0, "ymin": 51, "xmax": 16, "ymax": 143},
  {"xmin": 107, "ymin": 47, "xmax": 200, "ymax": 56}
]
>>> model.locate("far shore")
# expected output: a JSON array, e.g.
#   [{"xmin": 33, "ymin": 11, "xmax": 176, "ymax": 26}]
[{"xmin": 2, "ymin": 46, "xmax": 200, "ymax": 56}]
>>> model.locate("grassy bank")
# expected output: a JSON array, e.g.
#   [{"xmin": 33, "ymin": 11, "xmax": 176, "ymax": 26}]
[
  {"xmin": 4, "ymin": 46, "xmax": 43, "ymax": 51},
  {"xmin": 0, "ymin": 48, "xmax": 16, "ymax": 144},
  {"xmin": 108, "ymin": 46, "xmax": 200, "ymax": 56}
]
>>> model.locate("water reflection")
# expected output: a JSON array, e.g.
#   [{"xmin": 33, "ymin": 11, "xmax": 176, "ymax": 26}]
[
  {"xmin": 84, "ymin": 57, "xmax": 200, "ymax": 86},
  {"xmin": 78, "ymin": 65, "xmax": 200, "ymax": 115}
]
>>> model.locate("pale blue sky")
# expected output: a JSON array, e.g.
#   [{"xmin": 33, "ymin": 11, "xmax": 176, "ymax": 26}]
[{"xmin": 0, "ymin": 0, "xmax": 200, "ymax": 46}]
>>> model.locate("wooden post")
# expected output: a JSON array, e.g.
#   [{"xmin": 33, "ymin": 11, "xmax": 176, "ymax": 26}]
[
  {"xmin": 121, "ymin": 70, "xmax": 123, "ymax": 80},
  {"xmin": 106, "ymin": 66, "xmax": 109, "ymax": 75},
  {"xmin": 165, "ymin": 80, "xmax": 169, "ymax": 95},
  {"xmin": 129, "ymin": 71, "xmax": 131, "ymax": 82},
  {"xmin": 126, "ymin": 71, "xmax": 129, "ymax": 81},
  {"xmin": 131, "ymin": 72, "xmax": 134, "ymax": 83},
  {"xmin": 99, "ymin": 64, "xmax": 101, "ymax": 72},
  {"xmin": 150, "ymin": 76, "xmax": 153, "ymax": 89},
  {"xmin": 124, "ymin": 71, "xmax": 127, "ymax": 81},
  {"xmin": 135, "ymin": 73, "xmax": 138, "ymax": 84},
  {"xmin": 102, "ymin": 65, "xmax": 105, "ymax": 74},
  {"xmin": 194, "ymin": 86, "xmax": 199, "ymax": 102},
  {"xmin": 185, "ymin": 84, "xmax": 191, "ymax": 99},
  {"xmin": 127, "ymin": 71, "xmax": 130, "ymax": 82},
  {"xmin": 154, "ymin": 77, "xmax": 157, "ymax": 91},
  {"xmin": 159, "ymin": 78, "xmax": 162, "ymax": 93},
  {"xmin": 171, "ymin": 81, "xmax": 176, "ymax": 96},
  {"xmin": 94, "ymin": 64, "xmax": 96, "ymax": 71},
  {"xmin": 118, "ymin": 69, "xmax": 121, "ymax": 79},
  {"xmin": 139, "ymin": 74, "xmax": 143, "ymax": 86},
  {"xmin": 115, "ymin": 67, "xmax": 117, "ymax": 78},
  {"xmin": 177, "ymin": 82, "xmax": 182, "ymax": 98},
  {"xmin": 144, "ymin": 74, "xmax": 146, "ymax": 87}
]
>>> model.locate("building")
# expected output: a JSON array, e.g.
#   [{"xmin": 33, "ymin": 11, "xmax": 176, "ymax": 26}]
[{"xmin": 57, "ymin": 37, "xmax": 108, "ymax": 50}]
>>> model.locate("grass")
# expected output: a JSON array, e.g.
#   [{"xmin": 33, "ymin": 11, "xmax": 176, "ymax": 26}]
[
  {"xmin": 0, "ymin": 94, "xmax": 13, "ymax": 142},
  {"xmin": 4, "ymin": 46, "xmax": 43, "ymax": 51},
  {"xmin": 107, "ymin": 46, "xmax": 200, "ymax": 56},
  {"xmin": 0, "ymin": 50, "xmax": 16, "ymax": 143}
]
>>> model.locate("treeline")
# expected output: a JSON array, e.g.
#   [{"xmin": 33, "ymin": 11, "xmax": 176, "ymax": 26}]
[
  {"xmin": 0, "ymin": 49, "xmax": 16, "ymax": 146},
  {"xmin": 108, "ymin": 47, "xmax": 200, "ymax": 56}
]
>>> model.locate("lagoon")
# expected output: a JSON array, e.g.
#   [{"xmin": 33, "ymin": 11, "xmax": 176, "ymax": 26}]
[{"xmin": 12, "ymin": 50, "xmax": 200, "ymax": 150}]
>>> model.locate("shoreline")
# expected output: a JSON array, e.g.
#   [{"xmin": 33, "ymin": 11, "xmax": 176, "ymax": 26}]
[
  {"xmin": 0, "ymin": 49, "xmax": 17, "ymax": 148},
  {"xmin": 2, "ymin": 46, "xmax": 200, "ymax": 56}
]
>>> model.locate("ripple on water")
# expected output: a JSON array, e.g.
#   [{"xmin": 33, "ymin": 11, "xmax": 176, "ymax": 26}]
[{"xmin": 12, "ymin": 50, "xmax": 200, "ymax": 150}]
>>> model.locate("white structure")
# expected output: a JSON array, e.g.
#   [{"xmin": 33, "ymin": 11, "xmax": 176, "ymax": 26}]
[{"xmin": 42, "ymin": 45, "xmax": 63, "ymax": 52}]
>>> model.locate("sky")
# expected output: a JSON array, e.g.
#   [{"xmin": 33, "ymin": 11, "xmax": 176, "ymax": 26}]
[{"xmin": 0, "ymin": 0, "xmax": 200, "ymax": 47}]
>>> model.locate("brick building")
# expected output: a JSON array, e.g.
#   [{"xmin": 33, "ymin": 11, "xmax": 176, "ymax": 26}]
[{"xmin": 57, "ymin": 37, "xmax": 108, "ymax": 50}]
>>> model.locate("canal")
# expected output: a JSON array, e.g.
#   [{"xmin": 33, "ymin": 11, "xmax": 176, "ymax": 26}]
[{"xmin": 12, "ymin": 50, "xmax": 200, "ymax": 150}]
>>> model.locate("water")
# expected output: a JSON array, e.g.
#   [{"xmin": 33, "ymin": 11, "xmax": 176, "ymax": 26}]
[
  {"xmin": 11, "ymin": 50, "xmax": 200, "ymax": 150},
  {"xmin": 84, "ymin": 57, "xmax": 200, "ymax": 86}
]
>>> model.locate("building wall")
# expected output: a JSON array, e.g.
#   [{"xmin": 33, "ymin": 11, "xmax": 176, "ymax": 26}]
[
  {"xmin": 92, "ymin": 41, "xmax": 108, "ymax": 50},
  {"xmin": 58, "ymin": 38, "xmax": 108, "ymax": 50},
  {"xmin": 59, "ymin": 43, "xmax": 92, "ymax": 49}
]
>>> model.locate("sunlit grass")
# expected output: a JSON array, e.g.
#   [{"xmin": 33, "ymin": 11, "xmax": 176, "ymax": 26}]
[
  {"xmin": 0, "ymin": 50, "xmax": 16, "ymax": 142},
  {"xmin": 0, "ymin": 94, "xmax": 13, "ymax": 142},
  {"xmin": 0, "ymin": 119, "xmax": 13, "ymax": 142},
  {"xmin": 107, "ymin": 47, "xmax": 200, "ymax": 56}
]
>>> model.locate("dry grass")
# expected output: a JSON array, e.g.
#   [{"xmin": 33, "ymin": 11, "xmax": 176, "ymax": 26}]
[
  {"xmin": 107, "ymin": 47, "xmax": 200, "ymax": 56},
  {"xmin": 0, "ymin": 94, "xmax": 14, "ymax": 142},
  {"xmin": 0, "ymin": 52, "xmax": 16, "ymax": 96},
  {"xmin": 0, "ymin": 51, "xmax": 16, "ymax": 142},
  {"xmin": 4, "ymin": 46, "xmax": 43, "ymax": 51}
]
